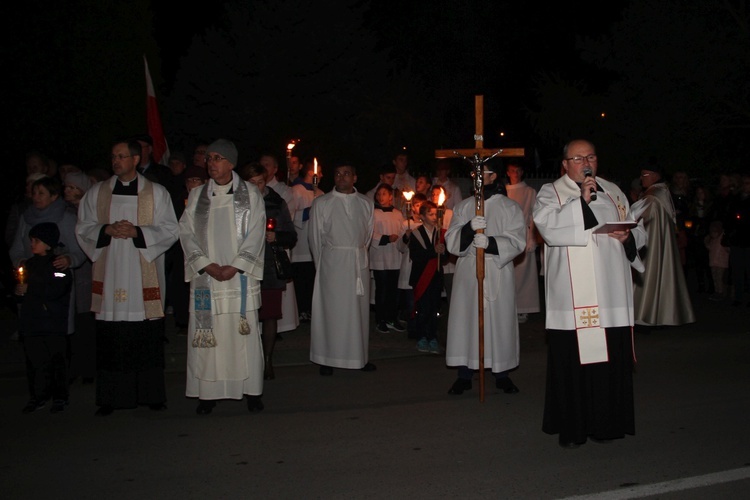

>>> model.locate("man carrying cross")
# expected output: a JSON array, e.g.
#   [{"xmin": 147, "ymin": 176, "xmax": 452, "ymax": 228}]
[{"xmin": 444, "ymin": 162, "xmax": 526, "ymax": 395}]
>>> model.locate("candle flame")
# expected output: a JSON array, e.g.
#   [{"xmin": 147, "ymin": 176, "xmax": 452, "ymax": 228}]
[
  {"xmin": 286, "ymin": 142, "xmax": 296, "ymax": 151},
  {"xmin": 313, "ymin": 157, "xmax": 318, "ymax": 175},
  {"xmin": 437, "ymin": 189, "xmax": 446, "ymax": 207},
  {"xmin": 403, "ymin": 191, "xmax": 414, "ymax": 201}
]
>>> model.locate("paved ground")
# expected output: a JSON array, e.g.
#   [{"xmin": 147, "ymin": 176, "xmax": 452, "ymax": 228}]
[{"xmin": 2, "ymin": 286, "xmax": 750, "ymax": 499}]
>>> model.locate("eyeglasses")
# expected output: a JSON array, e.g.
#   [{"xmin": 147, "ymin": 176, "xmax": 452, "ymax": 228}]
[
  {"xmin": 206, "ymin": 155, "xmax": 228, "ymax": 163},
  {"xmin": 564, "ymin": 154, "xmax": 598, "ymax": 164},
  {"xmin": 110, "ymin": 154, "xmax": 132, "ymax": 161}
]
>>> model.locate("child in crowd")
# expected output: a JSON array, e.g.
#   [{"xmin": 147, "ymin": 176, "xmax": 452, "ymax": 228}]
[
  {"xmin": 408, "ymin": 201, "xmax": 445, "ymax": 353},
  {"xmin": 16, "ymin": 222, "xmax": 73, "ymax": 413},
  {"xmin": 397, "ymin": 193, "xmax": 427, "ymax": 339},
  {"xmin": 705, "ymin": 220, "xmax": 730, "ymax": 301},
  {"xmin": 370, "ymin": 184, "xmax": 406, "ymax": 333}
]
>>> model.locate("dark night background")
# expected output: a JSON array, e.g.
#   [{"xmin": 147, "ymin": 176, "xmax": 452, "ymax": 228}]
[{"xmin": 4, "ymin": 0, "xmax": 749, "ymax": 192}]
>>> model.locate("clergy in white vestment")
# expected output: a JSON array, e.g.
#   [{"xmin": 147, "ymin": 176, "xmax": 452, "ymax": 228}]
[
  {"xmin": 75, "ymin": 139, "xmax": 179, "ymax": 416},
  {"xmin": 260, "ymin": 153, "xmax": 299, "ymax": 334},
  {"xmin": 445, "ymin": 165, "xmax": 526, "ymax": 396},
  {"xmin": 309, "ymin": 164, "xmax": 375, "ymax": 375},
  {"xmin": 180, "ymin": 139, "xmax": 266, "ymax": 415},
  {"xmin": 505, "ymin": 161, "xmax": 541, "ymax": 322},
  {"xmin": 533, "ymin": 139, "xmax": 647, "ymax": 449}
]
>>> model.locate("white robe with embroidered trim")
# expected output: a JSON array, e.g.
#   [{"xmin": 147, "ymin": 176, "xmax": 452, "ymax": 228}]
[
  {"xmin": 309, "ymin": 189, "xmax": 374, "ymax": 369},
  {"xmin": 180, "ymin": 174, "xmax": 266, "ymax": 399},
  {"xmin": 533, "ymin": 176, "xmax": 647, "ymax": 331},
  {"xmin": 76, "ymin": 174, "xmax": 178, "ymax": 321},
  {"xmin": 445, "ymin": 194, "xmax": 525, "ymax": 373}
]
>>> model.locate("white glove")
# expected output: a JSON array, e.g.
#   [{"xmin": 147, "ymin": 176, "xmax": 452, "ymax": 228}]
[
  {"xmin": 470, "ymin": 216, "xmax": 487, "ymax": 231},
  {"xmin": 473, "ymin": 233, "xmax": 489, "ymax": 249}
]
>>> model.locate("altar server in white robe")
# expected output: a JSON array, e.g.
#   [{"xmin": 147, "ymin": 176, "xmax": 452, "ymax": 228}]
[
  {"xmin": 180, "ymin": 139, "xmax": 266, "ymax": 415},
  {"xmin": 533, "ymin": 139, "xmax": 646, "ymax": 448},
  {"xmin": 505, "ymin": 161, "xmax": 541, "ymax": 323},
  {"xmin": 309, "ymin": 164, "xmax": 376, "ymax": 375},
  {"xmin": 445, "ymin": 164, "xmax": 526, "ymax": 396},
  {"xmin": 76, "ymin": 139, "xmax": 179, "ymax": 416}
]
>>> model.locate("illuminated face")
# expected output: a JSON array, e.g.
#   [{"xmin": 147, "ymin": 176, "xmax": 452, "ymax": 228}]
[
  {"xmin": 562, "ymin": 140, "xmax": 597, "ymax": 183},
  {"xmin": 32, "ymin": 184, "xmax": 58, "ymax": 210},
  {"xmin": 421, "ymin": 207, "xmax": 438, "ymax": 226},
  {"xmin": 206, "ymin": 152, "xmax": 234, "ymax": 185},
  {"xmin": 430, "ymin": 186, "xmax": 445, "ymax": 205},
  {"xmin": 415, "ymin": 176, "xmax": 431, "ymax": 194},
  {"xmin": 111, "ymin": 142, "xmax": 139, "ymax": 181},
  {"xmin": 376, "ymin": 186, "xmax": 393, "ymax": 207},
  {"xmin": 506, "ymin": 165, "xmax": 523, "ymax": 185},
  {"xmin": 260, "ymin": 155, "xmax": 278, "ymax": 180},
  {"xmin": 30, "ymin": 237, "xmax": 51, "ymax": 256},
  {"xmin": 333, "ymin": 166, "xmax": 357, "ymax": 193},
  {"xmin": 64, "ymin": 183, "xmax": 84, "ymax": 204},
  {"xmin": 247, "ymin": 174, "xmax": 267, "ymax": 194}
]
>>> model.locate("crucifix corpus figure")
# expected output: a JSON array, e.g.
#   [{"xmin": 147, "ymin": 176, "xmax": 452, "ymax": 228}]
[{"xmin": 437, "ymin": 95, "xmax": 526, "ymax": 403}]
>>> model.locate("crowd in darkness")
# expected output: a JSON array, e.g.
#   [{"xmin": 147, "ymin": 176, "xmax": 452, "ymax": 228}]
[{"xmin": 2, "ymin": 136, "xmax": 748, "ymax": 448}]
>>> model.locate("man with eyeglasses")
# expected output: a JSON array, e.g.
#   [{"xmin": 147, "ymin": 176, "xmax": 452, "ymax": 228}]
[
  {"xmin": 533, "ymin": 139, "xmax": 647, "ymax": 448},
  {"xmin": 444, "ymin": 162, "xmax": 526, "ymax": 396},
  {"xmin": 309, "ymin": 164, "xmax": 376, "ymax": 376},
  {"xmin": 76, "ymin": 139, "xmax": 179, "ymax": 416},
  {"xmin": 179, "ymin": 139, "xmax": 267, "ymax": 414},
  {"xmin": 631, "ymin": 160, "xmax": 695, "ymax": 329}
]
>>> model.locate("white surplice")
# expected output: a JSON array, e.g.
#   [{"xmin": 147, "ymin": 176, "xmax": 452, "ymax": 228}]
[
  {"xmin": 533, "ymin": 176, "xmax": 647, "ymax": 331},
  {"xmin": 445, "ymin": 193, "xmax": 526, "ymax": 373},
  {"xmin": 506, "ymin": 181, "xmax": 541, "ymax": 314},
  {"xmin": 75, "ymin": 174, "xmax": 178, "ymax": 321},
  {"xmin": 180, "ymin": 174, "xmax": 266, "ymax": 399},
  {"xmin": 308, "ymin": 189, "xmax": 374, "ymax": 369}
]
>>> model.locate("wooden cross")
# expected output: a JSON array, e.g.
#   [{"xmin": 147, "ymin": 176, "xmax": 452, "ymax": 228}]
[{"xmin": 435, "ymin": 95, "xmax": 525, "ymax": 159}]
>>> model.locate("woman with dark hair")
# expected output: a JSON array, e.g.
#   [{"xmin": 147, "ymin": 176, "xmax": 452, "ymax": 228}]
[{"xmin": 239, "ymin": 162, "xmax": 297, "ymax": 380}]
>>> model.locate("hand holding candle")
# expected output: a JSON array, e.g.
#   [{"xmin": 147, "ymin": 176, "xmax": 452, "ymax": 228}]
[
  {"xmin": 266, "ymin": 218, "xmax": 277, "ymax": 243},
  {"xmin": 403, "ymin": 191, "xmax": 414, "ymax": 229}
]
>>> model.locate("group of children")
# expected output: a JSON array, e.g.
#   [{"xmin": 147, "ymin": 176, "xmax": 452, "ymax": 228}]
[{"xmin": 370, "ymin": 184, "xmax": 450, "ymax": 353}]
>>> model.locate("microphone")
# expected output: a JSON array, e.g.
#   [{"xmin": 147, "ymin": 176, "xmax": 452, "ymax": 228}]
[{"xmin": 583, "ymin": 167, "xmax": 597, "ymax": 201}]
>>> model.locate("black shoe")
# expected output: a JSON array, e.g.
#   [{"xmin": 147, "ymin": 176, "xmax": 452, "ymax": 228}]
[
  {"xmin": 319, "ymin": 365, "xmax": 333, "ymax": 376},
  {"xmin": 196, "ymin": 400, "xmax": 216, "ymax": 415},
  {"xmin": 360, "ymin": 362, "xmax": 377, "ymax": 372},
  {"xmin": 22, "ymin": 399, "xmax": 47, "ymax": 414},
  {"xmin": 246, "ymin": 395, "xmax": 264, "ymax": 412},
  {"xmin": 50, "ymin": 400, "xmax": 68, "ymax": 413},
  {"xmin": 95, "ymin": 405, "xmax": 114, "ymax": 416},
  {"xmin": 495, "ymin": 376, "xmax": 519, "ymax": 394},
  {"xmin": 149, "ymin": 403, "xmax": 168, "ymax": 411},
  {"xmin": 448, "ymin": 378, "xmax": 472, "ymax": 395}
]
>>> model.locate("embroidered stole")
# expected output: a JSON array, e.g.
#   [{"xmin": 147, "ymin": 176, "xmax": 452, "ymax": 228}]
[
  {"xmin": 91, "ymin": 178, "xmax": 163, "ymax": 319},
  {"xmin": 553, "ymin": 176, "xmax": 608, "ymax": 364},
  {"xmin": 191, "ymin": 178, "xmax": 256, "ymax": 348}
]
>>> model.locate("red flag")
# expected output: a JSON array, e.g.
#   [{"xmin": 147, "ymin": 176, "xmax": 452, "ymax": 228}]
[{"xmin": 144, "ymin": 55, "xmax": 170, "ymax": 165}]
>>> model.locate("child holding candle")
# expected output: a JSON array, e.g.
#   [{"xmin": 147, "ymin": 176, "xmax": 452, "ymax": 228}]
[{"xmin": 16, "ymin": 222, "xmax": 73, "ymax": 413}]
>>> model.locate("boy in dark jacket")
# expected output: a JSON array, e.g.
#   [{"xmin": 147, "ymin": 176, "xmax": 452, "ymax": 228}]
[{"xmin": 16, "ymin": 222, "xmax": 73, "ymax": 413}]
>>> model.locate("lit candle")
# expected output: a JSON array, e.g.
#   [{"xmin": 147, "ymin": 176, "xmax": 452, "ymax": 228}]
[
  {"xmin": 403, "ymin": 191, "xmax": 414, "ymax": 229},
  {"xmin": 313, "ymin": 157, "xmax": 318, "ymax": 190},
  {"xmin": 17, "ymin": 266, "xmax": 25, "ymax": 284}
]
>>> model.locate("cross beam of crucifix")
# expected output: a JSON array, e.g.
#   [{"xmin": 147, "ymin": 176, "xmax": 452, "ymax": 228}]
[{"xmin": 434, "ymin": 95, "xmax": 524, "ymax": 160}]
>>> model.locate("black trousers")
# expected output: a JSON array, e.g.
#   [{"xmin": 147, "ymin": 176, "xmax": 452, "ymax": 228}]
[{"xmin": 24, "ymin": 335, "xmax": 69, "ymax": 402}]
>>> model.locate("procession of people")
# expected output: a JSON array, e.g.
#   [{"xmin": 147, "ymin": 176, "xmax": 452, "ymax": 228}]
[{"xmin": 9, "ymin": 134, "xmax": 744, "ymax": 451}]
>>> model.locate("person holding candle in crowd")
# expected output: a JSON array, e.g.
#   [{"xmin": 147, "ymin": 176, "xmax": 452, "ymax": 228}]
[
  {"xmin": 290, "ymin": 159, "xmax": 324, "ymax": 323},
  {"xmin": 431, "ymin": 185, "xmax": 456, "ymax": 305},
  {"xmin": 16, "ymin": 222, "xmax": 73, "ymax": 413},
  {"xmin": 432, "ymin": 158, "xmax": 463, "ymax": 210},
  {"xmin": 179, "ymin": 140, "xmax": 266, "ymax": 414},
  {"xmin": 408, "ymin": 200, "xmax": 446, "ymax": 353},
  {"xmin": 309, "ymin": 164, "xmax": 375, "ymax": 375},
  {"xmin": 76, "ymin": 138, "xmax": 179, "ymax": 416},
  {"xmin": 239, "ymin": 162, "xmax": 296, "ymax": 381},
  {"xmin": 397, "ymin": 193, "xmax": 427, "ymax": 339}
]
